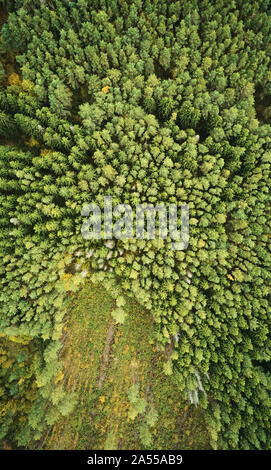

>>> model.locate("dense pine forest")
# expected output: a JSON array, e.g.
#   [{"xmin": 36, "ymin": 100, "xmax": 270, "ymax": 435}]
[{"xmin": 0, "ymin": 0, "xmax": 270, "ymax": 451}]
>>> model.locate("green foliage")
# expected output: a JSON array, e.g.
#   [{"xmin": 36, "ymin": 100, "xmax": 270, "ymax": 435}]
[
  {"xmin": 0, "ymin": 335, "xmax": 37, "ymax": 444},
  {"xmin": 139, "ymin": 422, "xmax": 152, "ymax": 448},
  {"xmin": 0, "ymin": 0, "xmax": 270, "ymax": 450},
  {"xmin": 127, "ymin": 384, "xmax": 147, "ymax": 420},
  {"xmin": 146, "ymin": 406, "xmax": 158, "ymax": 428},
  {"xmin": 104, "ymin": 430, "xmax": 117, "ymax": 450},
  {"xmin": 111, "ymin": 307, "xmax": 127, "ymax": 325}
]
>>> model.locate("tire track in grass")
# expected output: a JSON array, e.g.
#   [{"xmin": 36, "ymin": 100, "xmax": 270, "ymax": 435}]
[{"xmin": 97, "ymin": 321, "xmax": 115, "ymax": 389}]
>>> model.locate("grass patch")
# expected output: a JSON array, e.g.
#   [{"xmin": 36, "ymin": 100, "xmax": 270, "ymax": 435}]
[{"xmin": 43, "ymin": 281, "xmax": 210, "ymax": 450}]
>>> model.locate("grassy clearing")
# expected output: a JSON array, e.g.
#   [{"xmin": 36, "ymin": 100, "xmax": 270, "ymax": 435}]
[{"xmin": 44, "ymin": 281, "xmax": 210, "ymax": 450}]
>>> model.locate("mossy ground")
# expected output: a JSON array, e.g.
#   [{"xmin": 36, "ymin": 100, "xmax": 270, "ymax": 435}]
[{"xmin": 43, "ymin": 281, "xmax": 209, "ymax": 450}]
